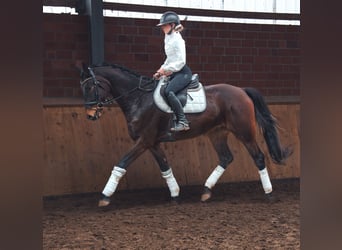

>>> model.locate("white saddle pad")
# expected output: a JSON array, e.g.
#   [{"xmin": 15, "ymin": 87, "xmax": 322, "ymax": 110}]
[{"xmin": 153, "ymin": 78, "xmax": 207, "ymax": 113}]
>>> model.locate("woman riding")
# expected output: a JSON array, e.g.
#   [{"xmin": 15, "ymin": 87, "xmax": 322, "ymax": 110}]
[{"xmin": 153, "ymin": 11, "xmax": 192, "ymax": 132}]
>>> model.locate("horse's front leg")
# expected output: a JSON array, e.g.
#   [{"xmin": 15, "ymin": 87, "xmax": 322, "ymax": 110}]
[
  {"xmin": 149, "ymin": 145, "xmax": 180, "ymax": 201},
  {"xmin": 98, "ymin": 139, "xmax": 147, "ymax": 207}
]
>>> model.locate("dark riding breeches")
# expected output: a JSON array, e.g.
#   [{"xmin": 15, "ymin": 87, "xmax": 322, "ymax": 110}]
[{"xmin": 164, "ymin": 65, "xmax": 192, "ymax": 96}]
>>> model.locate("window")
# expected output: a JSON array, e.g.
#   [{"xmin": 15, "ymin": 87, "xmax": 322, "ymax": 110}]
[{"xmin": 43, "ymin": 0, "xmax": 300, "ymax": 25}]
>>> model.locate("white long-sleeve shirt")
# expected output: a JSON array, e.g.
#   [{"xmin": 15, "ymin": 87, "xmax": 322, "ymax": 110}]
[{"xmin": 161, "ymin": 31, "xmax": 186, "ymax": 73}]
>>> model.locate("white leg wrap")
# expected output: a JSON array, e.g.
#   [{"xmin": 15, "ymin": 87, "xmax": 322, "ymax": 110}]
[
  {"xmin": 204, "ymin": 165, "xmax": 225, "ymax": 189},
  {"xmin": 258, "ymin": 168, "xmax": 273, "ymax": 194},
  {"xmin": 102, "ymin": 166, "xmax": 126, "ymax": 197},
  {"xmin": 161, "ymin": 169, "xmax": 180, "ymax": 197}
]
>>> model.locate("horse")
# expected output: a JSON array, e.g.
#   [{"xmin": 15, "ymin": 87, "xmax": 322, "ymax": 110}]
[{"xmin": 78, "ymin": 62, "xmax": 292, "ymax": 207}]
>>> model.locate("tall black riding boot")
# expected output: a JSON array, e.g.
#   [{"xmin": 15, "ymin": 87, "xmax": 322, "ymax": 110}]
[{"xmin": 167, "ymin": 91, "xmax": 190, "ymax": 132}]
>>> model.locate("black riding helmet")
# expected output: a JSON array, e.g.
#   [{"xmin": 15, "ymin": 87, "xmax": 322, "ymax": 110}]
[{"xmin": 156, "ymin": 11, "xmax": 180, "ymax": 26}]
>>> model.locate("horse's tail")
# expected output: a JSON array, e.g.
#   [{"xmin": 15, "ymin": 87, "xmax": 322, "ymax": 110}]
[{"xmin": 243, "ymin": 87, "xmax": 293, "ymax": 165}]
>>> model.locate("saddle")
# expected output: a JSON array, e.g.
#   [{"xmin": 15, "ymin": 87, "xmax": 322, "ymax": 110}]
[{"xmin": 153, "ymin": 74, "xmax": 207, "ymax": 113}]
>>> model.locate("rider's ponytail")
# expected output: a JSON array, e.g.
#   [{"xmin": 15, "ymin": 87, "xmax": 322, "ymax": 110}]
[{"xmin": 174, "ymin": 24, "xmax": 184, "ymax": 32}]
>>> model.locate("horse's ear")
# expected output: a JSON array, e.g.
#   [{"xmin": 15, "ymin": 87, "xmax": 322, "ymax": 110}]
[
  {"xmin": 75, "ymin": 60, "xmax": 89, "ymax": 71},
  {"xmin": 75, "ymin": 61, "xmax": 89, "ymax": 79},
  {"xmin": 75, "ymin": 60, "xmax": 83, "ymax": 72},
  {"xmin": 82, "ymin": 62, "xmax": 89, "ymax": 73}
]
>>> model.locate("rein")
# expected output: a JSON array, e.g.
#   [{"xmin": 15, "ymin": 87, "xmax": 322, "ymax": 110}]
[{"xmin": 80, "ymin": 67, "xmax": 157, "ymax": 107}]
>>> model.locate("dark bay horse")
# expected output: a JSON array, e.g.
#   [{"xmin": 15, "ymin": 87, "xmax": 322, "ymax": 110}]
[{"xmin": 79, "ymin": 63, "xmax": 292, "ymax": 207}]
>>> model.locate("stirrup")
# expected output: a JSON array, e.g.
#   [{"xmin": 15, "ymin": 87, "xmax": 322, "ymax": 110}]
[{"xmin": 170, "ymin": 121, "xmax": 190, "ymax": 132}]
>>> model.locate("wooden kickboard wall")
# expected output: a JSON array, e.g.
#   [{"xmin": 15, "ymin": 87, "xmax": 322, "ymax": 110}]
[{"xmin": 43, "ymin": 104, "xmax": 300, "ymax": 196}]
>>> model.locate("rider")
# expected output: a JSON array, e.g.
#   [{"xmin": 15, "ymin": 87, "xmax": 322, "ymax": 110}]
[{"xmin": 153, "ymin": 11, "xmax": 192, "ymax": 132}]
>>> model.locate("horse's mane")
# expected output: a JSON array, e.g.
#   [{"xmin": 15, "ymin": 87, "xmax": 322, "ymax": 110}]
[{"xmin": 93, "ymin": 62, "xmax": 151, "ymax": 80}]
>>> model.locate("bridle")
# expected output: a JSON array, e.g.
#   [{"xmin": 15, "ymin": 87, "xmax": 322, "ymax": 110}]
[
  {"xmin": 80, "ymin": 68, "xmax": 114, "ymax": 107},
  {"xmin": 80, "ymin": 67, "xmax": 157, "ymax": 119}
]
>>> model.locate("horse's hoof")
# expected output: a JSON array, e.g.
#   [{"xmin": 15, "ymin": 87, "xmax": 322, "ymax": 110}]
[
  {"xmin": 201, "ymin": 186, "xmax": 212, "ymax": 202},
  {"xmin": 171, "ymin": 196, "xmax": 181, "ymax": 204},
  {"xmin": 265, "ymin": 192, "xmax": 280, "ymax": 203},
  {"xmin": 98, "ymin": 197, "xmax": 111, "ymax": 207}
]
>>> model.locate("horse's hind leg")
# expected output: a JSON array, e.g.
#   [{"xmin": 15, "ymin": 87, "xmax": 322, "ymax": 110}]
[
  {"xmin": 150, "ymin": 145, "xmax": 180, "ymax": 200},
  {"xmin": 201, "ymin": 127, "xmax": 233, "ymax": 202},
  {"xmin": 230, "ymin": 94, "xmax": 273, "ymax": 199},
  {"xmin": 242, "ymin": 139, "xmax": 273, "ymax": 196}
]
